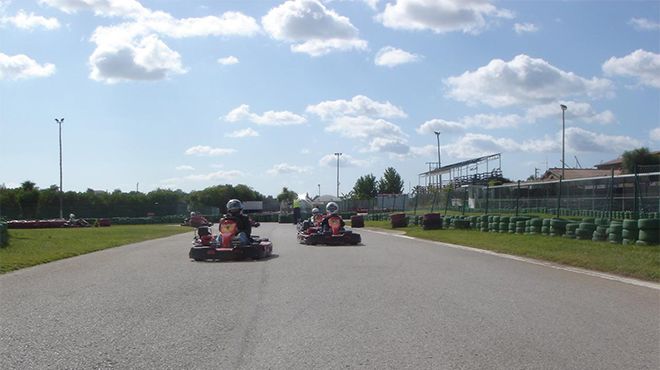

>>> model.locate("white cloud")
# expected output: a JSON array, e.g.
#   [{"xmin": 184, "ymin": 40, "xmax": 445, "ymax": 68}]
[
  {"xmin": 526, "ymin": 101, "xmax": 616, "ymax": 124},
  {"xmin": 217, "ymin": 56, "xmax": 239, "ymax": 65},
  {"xmin": 225, "ymin": 128, "xmax": 259, "ymax": 138},
  {"xmin": 374, "ymin": 46, "xmax": 421, "ymax": 67},
  {"xmin": 602, "ymin": 49, "xmax": 660, "ymax": 88},
  {"xmin": 566, "ymin": 127, "xmax": 641, "ymax": 153},
  {"xmin": 184, "ymin": 145, "xmax": 236, "ymax": 156},
  {"xmin": 1, "ymin": 10, "xmax": 60, "ymax": 30},
  {"xmin": 184, "ymin": 170, "xmax": 243, "ymax": 181},
  {"xmin": 629, "ymin": 17, "xmax": 660, "ymax": 31},
  {"xmin": 445, "ymin": 54, "xmax": 613, "ymax": 107},
  {"xmin": 266, "ymin": 163, "xmax": 311, "ymax": 175},
  {"xmin": 325, "ymin": 116, "xmax": 405, "ymax": 140},
  {"xmin": 461, "ymin": 113, "xmax": 524, "ymax": 129},
  {"xmin": 40, "ymin": 0, "xmax": 148, "ymax": 17},
  {"xmin": 377, "ymin": 0, "xmax": 513, "ymax": 34},
  {"xmin": 513, "ymin": 22, "xmax": 538, "ymax": 34},
  {"xmin": 416, "ymin": 118, "xmax": 464, "ymax": 134},
  {"xmin": 0, "ymin": 52, "xmax": 55, "ymax": 80},
  {"xmin": 306, "ymin": 95, "xmax": 406, "ymax": 119},
  {"xmin": 224, "ymin": 104, "xmax": 306, "ymax": 126},
  {"xmin": 319, "ymin": 153, "xmax": 369, "ymax": 167},
  {"xmin": 44, "ymin": 1, "xmax": 258, "ymax": 83},
  {"xmin": 262, "ymin": 0, "xmax": 367, "ymax": 56},
  {"xmin": 140, "ymin": 11, "xmax": 260, "ymax": 39},
  {"xmin": 89, "ymin": 31, "xmax": 186, "ymax": 83},
  {"xmin": 364, "ymin": 137, "xmax": 409, "ymax": 154},
  {"xmin": 650, "ymin": 128, "xmax": 660, "ymax": 142},
  {"xmin": 442, "ymin": 128, "xmax": 639, "ymax": 159},
  {"xmin": 176, "ymin": 165, "xmax": 194, "ymax": 171}
]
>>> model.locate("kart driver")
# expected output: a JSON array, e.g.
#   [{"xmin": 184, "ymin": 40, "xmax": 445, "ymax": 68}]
[
  {"xmin": 310, "ymin": 207, "xmax": 322, "ymax": 225},
  {"xmin": 221, "ymin": 199, "xmax": 252, "ymax": 245},
  {"xmin": 320, "ymin": 201, "xmax": 344, "ymax": 232}
]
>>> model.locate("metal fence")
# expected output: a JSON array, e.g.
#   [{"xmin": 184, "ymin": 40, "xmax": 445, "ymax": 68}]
[{"xmin": 333, "ymin": 170, "xmax": 659, "ymax": 219}]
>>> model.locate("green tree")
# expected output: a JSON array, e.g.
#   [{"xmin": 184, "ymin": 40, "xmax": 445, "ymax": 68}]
[
  {"xmin": 352, "ymin": 174, "xmax": 378, "ymax": 199},
  {"xmin": 18, "ymin": 181, "xmax": 40, "ymax": 219},
  {"xmin": 621, "ymin": 147, "xmax": 660, "ymax": 174},
  {"xmin": 378, "ymin": 167, "xmax": 404, "ymax": 194},
  {"xmin": 276, "ymin": 187, "xmax": 297, "ymax": 203}
]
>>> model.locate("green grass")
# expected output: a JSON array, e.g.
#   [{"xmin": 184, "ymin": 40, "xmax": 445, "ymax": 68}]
[
  {"xmin": 364, "ymin": 221, "xmax": 660, "ymax": 282},
  {"xmin": 0, "ymin": 225, "xmax": 191, "ymax": 274}
]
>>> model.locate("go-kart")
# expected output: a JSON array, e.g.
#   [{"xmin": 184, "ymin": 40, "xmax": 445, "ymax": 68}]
[
  {"xmin": 297, "ymin": 214, "xmax": 361, "ymax": 246},
  {"xmin": 189, "ymin": 218, "xmax": 273, "ymax": 261}
]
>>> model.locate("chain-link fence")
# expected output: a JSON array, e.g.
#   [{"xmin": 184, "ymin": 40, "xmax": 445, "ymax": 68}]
[{"xmin": 332, "ymin": 170, "xmax": 659, "ymax": 219}]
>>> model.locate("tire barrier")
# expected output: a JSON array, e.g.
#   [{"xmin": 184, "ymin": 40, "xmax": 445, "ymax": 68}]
[
  {"xmin": 390, "ymin": 213, "xmax": 408, "ymax": 228},
  {"xmin": 549, "ymin": 219, "xmax": 568, "ymax": 237},
  {"xmin": 498, "ymin": 216, "xmax": 510, "ymax": 234},
  {"xmin": 350, "ymin": 215, "xmax": 365, "ymax": 228},
  {"xmin": 607, "ymin": 221, "xmax": 623, "ymax": 244},
  {"xmin": 278, "ymin": 214, "xmax": 293, "ymax": 224},
  {"xmin": 636, "ymin": 219, "xmax": 659, "ymax": 246},
  {"xmin": 576, "ymin": 222, "xmax": 596, "ymax": 240},
  {"xmin": 422, "ymin": 213, "xmax": 442, "ymax": 230},
  {"xmin": 563, "ymin": 222, "xmax": 579, "ymax": 239},
  {"xmin": 621, "ymin": 219, "xmax": 639, "ymax": 245},
  {"xmin": 453, "ymin": 219, "xmax": 470, "ymax": 229}
]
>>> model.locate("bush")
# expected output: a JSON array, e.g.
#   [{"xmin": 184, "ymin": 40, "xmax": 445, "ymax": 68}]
[{"xmin": 0, "ymin": 222, "xmax": 8, "ymax": 247}]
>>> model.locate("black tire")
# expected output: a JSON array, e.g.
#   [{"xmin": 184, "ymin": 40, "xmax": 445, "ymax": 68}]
[{"xmin": 638, "ymin": 219, "xmax": 660, "ymax": 230}]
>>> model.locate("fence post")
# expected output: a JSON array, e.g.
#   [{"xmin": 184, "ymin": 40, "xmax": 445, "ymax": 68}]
[
  {"xmin": 431, "ymin": 189, "xmax": 438, "ymax": 213},
  {"xmin": 462, "ymin": 187, "xmax": 468, "ymax": 215},
  {"xmin": 413, "ymin": 191, "xmax": 418, "ymax": 215},
  {"xmin": 556, "ymin": 178, "xmax": 562, "ymax": 218},
  {"xmin": 515, "ymin": 180, "xmax": 520, "ymax": 216},
  {"xmin": 634, "ymin": 164, "xmax": 639, "ymax": 219},
  {"xmin": 444, "ymin": 188, "xmax": 452, "ymax": 216},
  {"xmin": 609, "ymin": 169, "xmax": 614, "ymax": 220},
  {"xmin": 485, "ymin": 184, "xmax": 489, "ymax": 215}
]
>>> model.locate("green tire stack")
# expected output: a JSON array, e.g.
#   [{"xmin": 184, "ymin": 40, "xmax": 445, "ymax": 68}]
[
  {"xmin": 563, "ymin": 223, "xmax": 579, "ymax": 239},
  {"xmin": 541, "ymin": 218, "xmax": 551, "ymax": 235},
  {"xmin": 490, "ymin": 216, "xmax": 500, "ymax": 233},
  {"xmin": 607, "ymin": 221, "xmax": 623, "ymax": 244},
  {"xmin": 636, "ymin": 219, "xmax": 660, "ymax": 246},
  {"xmin": 454, "ymin": 219, "xmax": 470, "ymax": 229},
  {"xmin": 576, "ymin": 221, "xmax": 596, "ymax": 240},
  {"xmin": 621, "ymin": 219, "xmax": 639, "ymax": 245},
  {"xmin": 528, "ymin": 218, "xmax": 542, "ymax": 235},
  {"xmin": 498, "ymin": 216, "xmax": 510, "ymax": 233},
  {"xmin": 515, "ymin": 220, "xmax": 526, "ymax": 234},
  {"xmin": 480, "ymin": 215, "xmax": 489, "ymax": 232},
  {"xmin": 592, "ymin": 218, "xmax": 609, "ymax": 242},
  {"xmin": 549, "ymin": 219, "xmax": 568, "ymax": 237}
]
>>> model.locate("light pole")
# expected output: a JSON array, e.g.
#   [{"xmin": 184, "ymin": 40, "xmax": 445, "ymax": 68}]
[
  {"xmin": 54, "ymin": 118, "xmax": 64, "ymax": 219},
  {"xmin": 560, "ymin": 104, "xmax": 567, "ymax": 179},
  {"xmin": 317, "ymin": 184, "xmax": 320, "ymax": 198},
  {"xmin": 434, "ymin": 131, "xmax": 442, "ymax": 188},
  {"xmin": 334, "ymin": 152, "xmax": 342, "ymax": 198}
]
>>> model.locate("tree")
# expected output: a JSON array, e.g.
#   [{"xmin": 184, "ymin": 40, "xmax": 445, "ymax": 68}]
[
  {"xmin": 18, "ymin": 181, "xmax": 40, "ymax": 219},
  {"xmin": 276, "ymin": 187, "xmax": 298, "ymax": 204},
  {"xmin": 378, "ymin": 167, "xmax": 404, "ymax": 194},
  {"xmin": 352, "ymin": 174, "xmax": 378, "ymax": 199},
  {"xmin": 621, "ymin": 147, "xmax": 660, "ymax": 174}
]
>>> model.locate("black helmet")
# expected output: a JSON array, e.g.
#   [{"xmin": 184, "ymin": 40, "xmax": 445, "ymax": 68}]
[{"xmin": 226, "ymin": 199, "xmax": 243, "ymax": 215}]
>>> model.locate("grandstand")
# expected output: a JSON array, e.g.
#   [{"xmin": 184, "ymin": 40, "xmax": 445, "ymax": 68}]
[{"xmin": 418, "ymin": 153, "xmax": 503, "ymax": 190}]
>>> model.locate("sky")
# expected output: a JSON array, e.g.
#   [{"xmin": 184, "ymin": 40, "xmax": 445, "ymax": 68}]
[{"xmin": 1, "ymin": 0, "xmax": 659, "ymax": 198}]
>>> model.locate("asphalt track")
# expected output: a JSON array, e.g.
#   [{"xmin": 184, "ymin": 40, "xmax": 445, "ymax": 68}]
[{"xmin": 1, "ymin": 223, "xmax": 658, "ymax": 369}]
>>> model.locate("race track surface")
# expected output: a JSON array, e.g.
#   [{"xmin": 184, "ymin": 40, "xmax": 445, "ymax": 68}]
[{"xmin": 1, "ymin": 223, "xmax": 658, "ymax": 369}]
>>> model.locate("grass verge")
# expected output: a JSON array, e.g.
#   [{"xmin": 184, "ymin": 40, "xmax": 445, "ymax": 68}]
[
  {"xmin": 0, "ymin": 225, "xmax": 191, "ymax": 274},
  {"xmin": 364, "ymin": 221, "xmax": 660, "ymax": 282}
]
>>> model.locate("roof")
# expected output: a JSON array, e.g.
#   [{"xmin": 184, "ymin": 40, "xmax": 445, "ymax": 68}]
[
  {"xmin": 420, "ymin": 153, "xmax": 500, "ymax": 176},
  {"xmin": 594, "ymin": 150, "xmax": 660, "ymax": 169},
  {"xmin": 541, "ymin": 168, "xmax": 621, "ymax": 180}
]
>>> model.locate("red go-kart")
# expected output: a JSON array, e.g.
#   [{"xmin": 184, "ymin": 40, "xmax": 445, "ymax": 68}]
[
  {"xmin": 297, "ymin": 214, "xmax": 361, "ymax": 246},
  {"xmin": 189, "ymin": 219, "xmax": 273, "ymax": 261}
]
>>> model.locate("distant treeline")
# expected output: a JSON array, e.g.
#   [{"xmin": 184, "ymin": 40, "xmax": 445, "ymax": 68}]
[{"xmin": 0, "ymin": 181, "xmax": 268, "ymax": 220}]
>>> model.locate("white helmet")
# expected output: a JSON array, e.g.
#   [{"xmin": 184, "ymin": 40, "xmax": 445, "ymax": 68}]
[
  {"xmin": 226, "ymin": 199, "xmax": 243, "ymax": 215},
  {"xmin": 312, "ymin": 207, "xmax": 320, "ymax": 215},
  {"xmin": 190, "ymin": 211, "xmax": 196, "ymax": 217},
  {"xmin": 325, "ymin": 202, "xmax": 338, "ymax": 215},
  {"xmin": 69, "ymin": 213, "xmax": 75, "ymax": 219}
]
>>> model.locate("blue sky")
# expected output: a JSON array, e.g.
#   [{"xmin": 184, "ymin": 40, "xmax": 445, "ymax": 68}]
[{"xmin": 1, "ymin": 0, "xmax": 658, "ymax": 197}]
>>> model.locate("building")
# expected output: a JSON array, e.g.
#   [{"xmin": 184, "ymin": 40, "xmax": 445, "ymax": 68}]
[{"xmin": 540, "ymin": 168, "xmax": 621, "ymax": 181}]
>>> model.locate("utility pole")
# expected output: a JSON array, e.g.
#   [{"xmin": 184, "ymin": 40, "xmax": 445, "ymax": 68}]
[
  {"xmin": 560, "ymin": 104, "xmax": 567, "ymax": 179},
  {"xmin": 434, "ymin": 131, "xmax": 442, "ymax": 189},
  {"xmin": 54, "ymin": 118, "xmax": 64, "ymax": 219},
  {"xmin": 317, "ymin": 184, "xmax": 320, "ymax": 198},
  {"xmin": 334, "ymin": 152, "xmax": 342, "ymax": 198}
]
